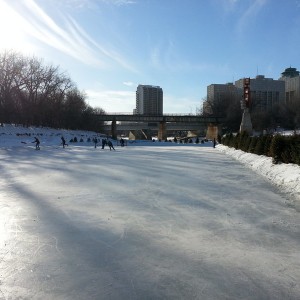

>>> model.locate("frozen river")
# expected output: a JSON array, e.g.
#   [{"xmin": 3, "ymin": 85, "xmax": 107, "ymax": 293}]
[{"xmin": 1, "ymin": 144, "xmax": 299, "ymax": 299}]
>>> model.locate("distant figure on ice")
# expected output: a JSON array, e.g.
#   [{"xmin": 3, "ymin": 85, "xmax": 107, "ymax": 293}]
[
  {"xmin": 93, "ymin": 137, "xmax": 98, "ymax": 148},
  {"xmin": 61, "ymin": 136, "xmax": 68, "ymax": 148},
  {"xmin": 120, "ymin": 138, "xmax": 125, "ymax": 147},
  {"xmin": 107, "ymin": 140, "xmax": 115, "ymax": 151},
  {"xmin": 213, "ymin": 138, "xmax": 216, "ymax": 148},
  {"xmin": 32, "ymin": 137, "xmax": 40, "ymax": 150},
  {"xmin": 101, "ymin": 138, "xmax": 107, "ymax": 149}
]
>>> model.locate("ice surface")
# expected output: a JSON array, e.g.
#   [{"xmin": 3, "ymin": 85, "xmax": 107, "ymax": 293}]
[{"xmin": 0, "ymin": 125, "xmax": 300, "ymax": 299}]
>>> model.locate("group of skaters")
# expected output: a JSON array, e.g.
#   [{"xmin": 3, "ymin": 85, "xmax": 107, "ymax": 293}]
[
  {"xmin": 100, "ymin": 138, "xmax": 115, "ymax": 150},
  {"xmin": 32, "ymin": 136, "xmax": 117, "ymax": 151},
  {"xmin": 32, "ymin": 136, "xmax": 215, "ymax": 150},
  {"xmin": 91, "ymin": 137, "xmax": 115, "ymax": 150}
]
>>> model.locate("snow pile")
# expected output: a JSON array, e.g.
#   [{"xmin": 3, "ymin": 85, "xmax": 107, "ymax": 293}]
[{"xmin": 217, "ymin": 144, "xmax": 300, "ymax": 208}]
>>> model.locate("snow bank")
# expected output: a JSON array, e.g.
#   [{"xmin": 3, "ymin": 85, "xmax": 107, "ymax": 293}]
[{"xmin": 217, "ymin": 144, "xmax": 300, "ymax": 208}]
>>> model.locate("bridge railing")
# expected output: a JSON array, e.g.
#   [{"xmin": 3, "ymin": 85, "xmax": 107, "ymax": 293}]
[
  {"xmin": 105, "ymin": 112, "xmax": 198, "ymax": 116},
  {"xmin": 95, "ymin": 113, "xmax": 224, "ymax": 124}
]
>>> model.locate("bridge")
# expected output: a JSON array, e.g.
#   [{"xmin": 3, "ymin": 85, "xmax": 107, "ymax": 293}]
[{"xmin": 96, "ymin": 114, "xmax": 224, "ymax": 140}]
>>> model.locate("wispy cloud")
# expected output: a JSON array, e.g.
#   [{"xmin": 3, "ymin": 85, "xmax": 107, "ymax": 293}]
[
  {"xmin": 53, "ymin": 0, "xmax": 136, "ymax": 10},
  {"xmin": 86, "ymin": 89, "xmax": 135, "ymax": 112},
  {"xmin": 66, "ymin": 15, "xmax": 137, "ymax": 72},
  {"xmin": 101, "ymin": 0, "xmax": 136, "ymax": 6},
  {"xmin": 219, "ymin": 0, "xmax": 240, "ymax": 13},
  {"xmin": 123, "ymin": 81, "xmax": 135, "ymax": 86},
  {"xmin": 236, "ymin": 0, "xmax": 268, "ymax": 34},
  {"xmin": 150, "ymin": 41, "xmax": 228, "ymax": 73},
  {"xmin": 1, "ymin": 0, "xmax": 135, "ymax": 70}
]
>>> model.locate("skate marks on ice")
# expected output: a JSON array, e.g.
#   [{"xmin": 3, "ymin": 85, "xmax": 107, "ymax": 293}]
[{"xmin": 0, "ymin": 146, "xmax": 300, "ymax": 299}]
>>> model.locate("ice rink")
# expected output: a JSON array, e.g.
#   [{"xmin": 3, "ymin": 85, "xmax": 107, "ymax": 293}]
[{"xmin": 1, "ymin": 144, "xmax": 300, "ymax": 299}]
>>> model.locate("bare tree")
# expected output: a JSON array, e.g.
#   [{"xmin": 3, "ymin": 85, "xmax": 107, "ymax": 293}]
[
  {"xmin": 201, "ymin": 95, "xmax": 242, "ymax": 132},
  {"xmin": 0, "ymin": 50, "xmax": 106, "ymax": 131},
  {"xmin": 0, "ymin": 50, "xmax": 26, "ymax": 124}
]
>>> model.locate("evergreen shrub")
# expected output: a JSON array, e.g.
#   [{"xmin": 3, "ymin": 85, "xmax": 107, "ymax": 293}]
[
  {"xmin": 248, "ymin": 136, "xmax": 258, "ymax": 153},
  {"xmin": 270, "ymin": 134, "xmax": 285, "ymax": 164},
  {"xmin": 220, "ymin": 132, "xmax": 300, "ymax": 166},
  {"xmin": 253, "ymin": 135, "xmax": 267, "ymax": 155}
]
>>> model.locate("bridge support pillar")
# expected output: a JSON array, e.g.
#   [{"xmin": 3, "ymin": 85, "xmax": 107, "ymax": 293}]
[
  {"xmin": 158, "ymin": 121, "xmax": 167, "ymax": 141},
  {"xmin": 206, "ymin": 124, "xmax": 219, "ymax": 140},
  {"xmin": 111, "ymin": 120, "xmax": 117, "ymax": 140}
]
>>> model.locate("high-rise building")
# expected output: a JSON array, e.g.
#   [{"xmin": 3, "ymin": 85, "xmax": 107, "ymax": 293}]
[
  {"xmin": 279, "ymin": 67, "xmax": 300, "ymax": 104},
  {"xmin": 135, "ymin": 85, "xmax": 163, "ymax": 115}
]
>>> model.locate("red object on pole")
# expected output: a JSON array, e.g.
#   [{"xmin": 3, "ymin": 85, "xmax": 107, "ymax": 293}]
[{"xmin": 243, "ymin": 78, "xmax": 251, "ymax": 108}]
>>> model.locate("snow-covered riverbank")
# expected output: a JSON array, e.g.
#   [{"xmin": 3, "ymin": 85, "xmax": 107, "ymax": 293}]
[{"xmin": 216, "ymin": 144, "xmax": 300, "ymax": 210}]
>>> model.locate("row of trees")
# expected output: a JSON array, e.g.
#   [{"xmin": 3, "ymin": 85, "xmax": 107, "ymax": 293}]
[
  {"xmin": 201, "ymin": 95, "xmax": 300, "ymax": 133},
  {"xmin": 0, "ymin": 50, "xmax": 105, "ymax": 131},
  {"xmin": 222, "ymin": 131, "xmax": 300, "ymax": 165}
]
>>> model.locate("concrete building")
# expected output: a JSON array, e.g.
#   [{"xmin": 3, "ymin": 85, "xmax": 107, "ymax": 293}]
[
  {"xmin": 235, "ymin": 75, "xmax": 285, "ymax": 112},
  {"xmin": 205, "ymin": 83, "xmax": 240, "ymax": 114},
  {"xmin": 207, "ymin": 83, "xmax": 239, "ymax": 103},
  {"xmin": 135, "ymin": 85, "xmax": 163, "ymax": 115},
  {"xmin": 205, "ymin": 75, "xmax": 285, "ymax": 114},
  {"xmin": 279, "ymin": 67, "xmax": 300, "ymax": 104}
]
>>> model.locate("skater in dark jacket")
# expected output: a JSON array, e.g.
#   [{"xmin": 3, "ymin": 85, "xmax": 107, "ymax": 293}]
[
  {"xmin": 107, "ymin": 140, "xmax": 115, "ymax": 151},
  {"xmin": 32, "ymin": 137, "xmax": 40, "ymax": 150},
  {"xmin": 101, "ymin": 139, "xmax": 107, "ymax": 149},
  {"xmin": 61, "ymin": 136, "xmax": 68, "ymax": 148},
  {"xmin": 93, "ymin": 137, "xmax": 98, "ymax": 148}
]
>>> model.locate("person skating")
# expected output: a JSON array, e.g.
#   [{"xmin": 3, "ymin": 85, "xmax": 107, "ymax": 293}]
[
  {"xmin": 101, "ymin": 138, "xmax": 107, "ymax": 149},
  {"xmin": 61, "ymin": 136, "xmax": 68, "ymax": 148},
  {"xmin": 32, "ymin": 137, "xmax": 40, "ymax": 150},
  {"xmin": 93, "ymin": 137, "xmax": 98, "ymax": 148},
  {"xmin": 107, "ymin": 140, "xmax": 115, "ymax": 151},
  {"xmin": 120, "ymin": 138, "xmax": 125, "ymax": 147}
]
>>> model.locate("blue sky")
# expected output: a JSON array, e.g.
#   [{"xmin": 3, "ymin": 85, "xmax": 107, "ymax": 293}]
[{"xmin": 0, "ymin": 0, "xmax": 300, "ymax": 113}]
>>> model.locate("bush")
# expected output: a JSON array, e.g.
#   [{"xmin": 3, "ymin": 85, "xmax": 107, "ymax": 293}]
[
  {"xmin": 263, "ymin": 135, "xmax": 273, "ymax": 157},
  {"xmin": 233, "ymin": 132, "xmax": 240, "ymax": 149},
  {"xmin": 281, "ymin": 135, "xmax": 300, "ymax": 164},
  {"xmin": 221, "ymin": 131, "xmax": 300, "ymax": 166},
  {"xmin": 248, "ymin": 136, "xmax": 258, "ymax": 153},
  {"xmin": 253, "ymin": 135, "xmax": 267, "ymax": 155},
  {"xmin": 239, "ymin": 131, "xmax": 249, "ymax": 151},
  {"xmin": 270, "ymin": 134, "xmax": 285, "ymax": 164}
]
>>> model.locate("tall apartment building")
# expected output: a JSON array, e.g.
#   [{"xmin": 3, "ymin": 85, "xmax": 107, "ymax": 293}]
[
  {"xmin": 135, "ymin": 85, "xmax": 163, "ymax": 115},
  {"xmin": 279, "ymin": 67, "xmax": 300, "ymax": 104},
  {"xmin": 234, "ymin": 75, "xmax": 285, "ymax": 112}
]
